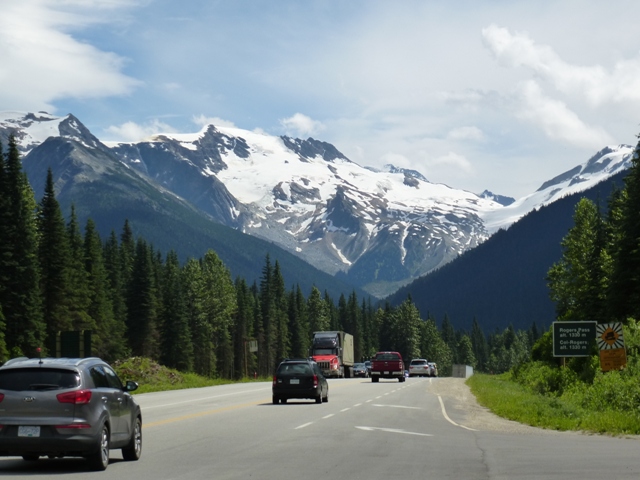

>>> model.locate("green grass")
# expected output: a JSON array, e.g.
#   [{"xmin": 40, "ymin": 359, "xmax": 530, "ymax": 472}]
[
  {"xmin": 467, "ymin": 373, "xmax": 640, "ymax": 435},
  {"xmin": 113, "ymin": 357, "xmax": 271, "ymax": 394}
]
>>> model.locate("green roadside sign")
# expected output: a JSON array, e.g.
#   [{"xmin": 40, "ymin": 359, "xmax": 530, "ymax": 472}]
[{"xmin": 552, "ymin": 321, "xmax": 597, "ymax": 357}]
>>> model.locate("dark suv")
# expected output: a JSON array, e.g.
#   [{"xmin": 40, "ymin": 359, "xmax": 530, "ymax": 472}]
[
  {"xmin": 272, "ymin": 358, "xmax": 328, "ymax": 404},
  {"xmin": 0, "ymin": 356, "xmax": 142, "ymax": 470}
]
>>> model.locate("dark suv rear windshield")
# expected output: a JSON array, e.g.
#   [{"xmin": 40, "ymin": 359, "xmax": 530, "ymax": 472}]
[
  {"xmin": 0, "ymin": 368, "xmax": 80, "ymax": 391},
  {"xmin": 375, "ymin": 353, "xmax": 401, "ymax": 360},
  {"xmin": 276, "ymin": 363, "xmax": 313, "ymax": 375}
]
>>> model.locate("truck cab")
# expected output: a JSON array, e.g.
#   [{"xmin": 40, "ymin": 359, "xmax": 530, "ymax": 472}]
[{"xmin": 309, "ymin": 331, "xmax": 354, "ymax": 378}]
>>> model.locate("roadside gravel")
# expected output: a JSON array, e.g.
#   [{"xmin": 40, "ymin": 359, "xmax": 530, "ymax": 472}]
[{"xmin": 425, "ymin": 377, "xmax": 556, "ymax": 435}]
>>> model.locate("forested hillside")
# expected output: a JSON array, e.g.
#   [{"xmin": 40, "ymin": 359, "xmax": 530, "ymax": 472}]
[
  {"xmin": 0, "ymin": 135, "xmax": 536, "ymax": 377},
  {"xmin": 387, "ymin": 169, "xmax": 629, "ymax": 333}
]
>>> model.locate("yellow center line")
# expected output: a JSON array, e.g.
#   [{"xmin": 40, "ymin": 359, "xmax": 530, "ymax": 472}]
[
  {"xmin": 143, "ymin": 380, "xmax": 360, "ymax": 428},
  {"xmin": 144, "ymin": 398, "xmax": 271, "ymax": 428}
]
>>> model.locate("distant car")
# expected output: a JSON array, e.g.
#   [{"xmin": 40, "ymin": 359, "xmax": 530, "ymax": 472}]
[
  {"xmin": 408, "ymin": 358, "xmax": 430, "ymax": 377},
  {"xmin": 353, "ymin": 363, "xmax": 369, "ymax": 378},
  {"xmin": 428, "ymin": 362, "xmax": 438, "ymax": 377},
  {"xmin": 364, "ymin": 360, "xmax": 372, "ymax": 375},
  {"xmin": 0, "ymin": 356, "xmax": 142, "ymax": 471},
  {"xmin": 404, "ymin": 370, "xmax": 410, "ymax": 378},
  {"xmin": 272, "ymin": 358, "xmax": 328, "ymax": 404}
]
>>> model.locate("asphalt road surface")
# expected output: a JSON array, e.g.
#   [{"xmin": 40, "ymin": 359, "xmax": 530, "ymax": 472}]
[{"xmin": 1, "ymin": 377, "xmax": 639, "ymax": 479}]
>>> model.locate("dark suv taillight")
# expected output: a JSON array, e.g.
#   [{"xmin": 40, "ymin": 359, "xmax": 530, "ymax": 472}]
[
  {"xmin": 57, "ymin": 390, "xmax": 92, "ymax": 405},
  {"xmin": 0, "ymin": 393, "xmax": 4, "ymax": 403}
]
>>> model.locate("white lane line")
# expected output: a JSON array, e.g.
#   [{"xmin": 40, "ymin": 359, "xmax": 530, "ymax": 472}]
[
  {"xmin": 372, "ymin": 404, "xmax": 422, "ymax": 410},
  {"xmin": 356, "ymin": 426, "xmax": 432, "ymax": 437},
  {"xmin": 340, "ymin": 408, "xmax": 350, "ymax": 412},
  {"xmin": 365, "ymin": 399, "xmax": 373, "ymax": 403},
  {"xmin": 295, "ymin": 422, "xmax": 314, "ymax": 429},
  {"xmin": 323, "ymin": 414, "xmax": 335, "ymax": 419},
  {"xmin": 437, "ymin": 395, "xmax": 478, "ymax": 431},
  {"xmin": 353, "ymin": 403, "xmax": 362, "ymax": 407}
]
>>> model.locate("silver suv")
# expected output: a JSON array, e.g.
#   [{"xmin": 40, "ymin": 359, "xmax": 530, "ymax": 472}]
[{"xmin": 0, "ymin": 356, "xmax": 142, "ymax": 470}]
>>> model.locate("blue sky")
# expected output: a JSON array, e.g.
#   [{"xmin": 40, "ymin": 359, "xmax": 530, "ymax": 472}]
[{"xmin": 2, "ymin": 0, "xmax": 640, "ymax": 198}]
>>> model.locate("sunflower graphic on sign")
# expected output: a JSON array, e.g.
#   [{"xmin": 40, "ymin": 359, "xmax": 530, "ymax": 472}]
[
  {"xmin": 596, "ymin": 323, "xmax": 627, "ymax": 371},
  {"xmin": 596, "ymin": 323, "xmax": 624, "ymax": 350}
]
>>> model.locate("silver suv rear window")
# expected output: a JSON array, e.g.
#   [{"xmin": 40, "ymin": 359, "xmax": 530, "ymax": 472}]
[{"xmin": 0, "ymin": 368, "xmax": 80, "ymax": 391}]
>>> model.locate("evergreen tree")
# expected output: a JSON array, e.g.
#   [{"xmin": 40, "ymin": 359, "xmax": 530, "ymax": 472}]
[
  {"xmin": 308, "ymin": 286, "xmax": 329, "ymax": 333},
  {"xmin": 610, "ymin": 136, "xmax": 640, "ymax": 321},
  {"xmin": 419, "ymin": 316, "xmax": 453, "ymax": 375},
  {"xmin": 337, "ymin": 294, "xmax": 348, "ymax": 332},
  {"xmin": 377, "ymin": 303, "xmax": 395, "ymax": 351},
  {"xmin": 0, "ymin": 141, "xmax": 9, "ymax": 355},
  {"xmin": 457, "ymin": 334, "xmax": 477, "ymax": 368},
  {"xmin": 159, "ymin": 250, "xmax": 193, "ymax": 371},
  {"xmin": 325, "ymin": 290, "xmax": 338, "ymax": 331},
  {"xmin": 547, "ymin": 198, "xmax": 608, "ymax": 322},
  {"xmin": 183, "ymin": 258, "xmax": 212, "ymax": 376},
  {"xmin": 84, "ymin": 219, "xmax": 120, "ymax": 359},
  {"xmin": 259, "ymin": 255, "xmax": 278, "ymax": 375},
  {"xmin": 103, "ymin": 230, "xmax": 129, "ymax": 358},
  {"xmin": 235, "ymin": 278, "xmax": 257, "ymax": 378},
  {"xmin": 66, "ymin": 206, "xmax": 92, "ymax": 330},
  {"xmin": 201, "ymin": 250, "xmax": 237, "ymax": 378},
  {"xmin": 272, "ymin": 261, "xmax": 290, "ymax": 364},
  {"xmin": 393, "ymin": 298, "xmax": 422, "ymax": 362},
  {"xmin": 470, "ymin": 318, "xmax": 488, "ymax": 372},
  {"xmin": 0, "ymin": 305, "xmax": 7, "ymax": 362},
  {"xmin": 119, "ymin": 220, "xmax": 135, "ymax": 301},
  {"xmin": 126, "ymin": 238, "xmax": 159, "ymax": 359},
  {"xmin": 440, "ymin": 314, "xmax": 457, "ymax": 363},
  {"xmin": 361, "ymin": 297, "xmax": 377, "ymax": 360},
  {"xmin": 347, "ymin": 291, "xmax": 363, "ymax": 361},
  {"xmin": 37, "ymin": 169, "xmax": 74, "ymax": 349},
  {"xmin": 0, "ymin": 136, "xmax": 45, "ymax": 356},
  {"xmin": 249, "ymin": 280, "xmax": 265, "ymax": 376},
  {"xmin": 287, "ymin": 285, "xmax": 310, "ymax": 359}
]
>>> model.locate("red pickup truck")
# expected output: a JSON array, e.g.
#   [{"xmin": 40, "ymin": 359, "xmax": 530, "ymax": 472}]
[{"xmin": 370, "ymin": 351, "xmax": 405, "ymax": 382}]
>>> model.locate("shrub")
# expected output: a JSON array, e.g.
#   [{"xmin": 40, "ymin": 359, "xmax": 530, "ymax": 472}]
[{"xmin": 512, "ymin": 361, "xmax": 578, "ymax": 396}]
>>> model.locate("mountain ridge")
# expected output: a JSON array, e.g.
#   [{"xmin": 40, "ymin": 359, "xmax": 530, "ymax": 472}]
[{"xmin": 0, "ymin": 111, "xmax": 633, "ymax": 298}]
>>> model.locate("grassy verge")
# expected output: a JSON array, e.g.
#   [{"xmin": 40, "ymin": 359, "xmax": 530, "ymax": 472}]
[
  {"xmin": 113, "ymin": 357, "xmax": 271, "ymax": 394},
  {"xmin": 467, "ymin": 372, "xmax": 640, "ymax": 435}
]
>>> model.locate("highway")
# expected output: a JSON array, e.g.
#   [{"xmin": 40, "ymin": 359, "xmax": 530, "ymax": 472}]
[{"xmin": 1, "ymin": 377, "xmax": 639, "ymax": 479}]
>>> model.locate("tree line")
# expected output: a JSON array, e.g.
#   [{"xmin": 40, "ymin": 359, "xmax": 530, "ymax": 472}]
[
  {"xmin": 547, "ymin": 136, "xmax": 640, "ymax": 326},
  {"xmin": 0, "ymin": 135, "xmax": 535, "ymax": 377}
]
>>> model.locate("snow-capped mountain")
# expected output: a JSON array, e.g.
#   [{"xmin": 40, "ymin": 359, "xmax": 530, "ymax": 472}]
[
  {"xmin": 481, "ymin": 145, "xmax": 634, "ymax": 233},
  {"xmin": 108, "ymin": 125, "xmax": 500, "ymax": 297},
  {"xmin": 0, "ymin": 111, "xmax": 634, "ymax": 297},
  {"xmin": 478, "ymin": 190, "xmax": 515, "ymax": 207}
]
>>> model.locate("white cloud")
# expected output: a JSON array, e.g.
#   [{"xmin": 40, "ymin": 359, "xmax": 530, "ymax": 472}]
[
  {"xmin": 0, "ymin": 1, "xmax": 140, "ymax": 112},
  {"xmin": 381, "ymin": 152, "xmax": 411, "ymax": 169},
  {"xmin": 482, "ymin": 24, "xmax": 640, "ymax": 107},
  {"xmin": 192, "ymin": 115, "xmax": 236, "ymax": 129},
  {"xmin": 280, "ymin": 113, "xmax": 325, "ymax": 138},
  {"xmin": 517, "ymin": 80, "xmax": 613, "ymax": 149},
  {"xmin": 447, "ymin": 126, "xmax": 485, "ymax": 142},
  {"xmin": 105, "ymin": 119, "xmax": 176, "ymax": 142},
  {"xmin": 428, "ymin": 152, "xmax": 473, "ymax": 173}
]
